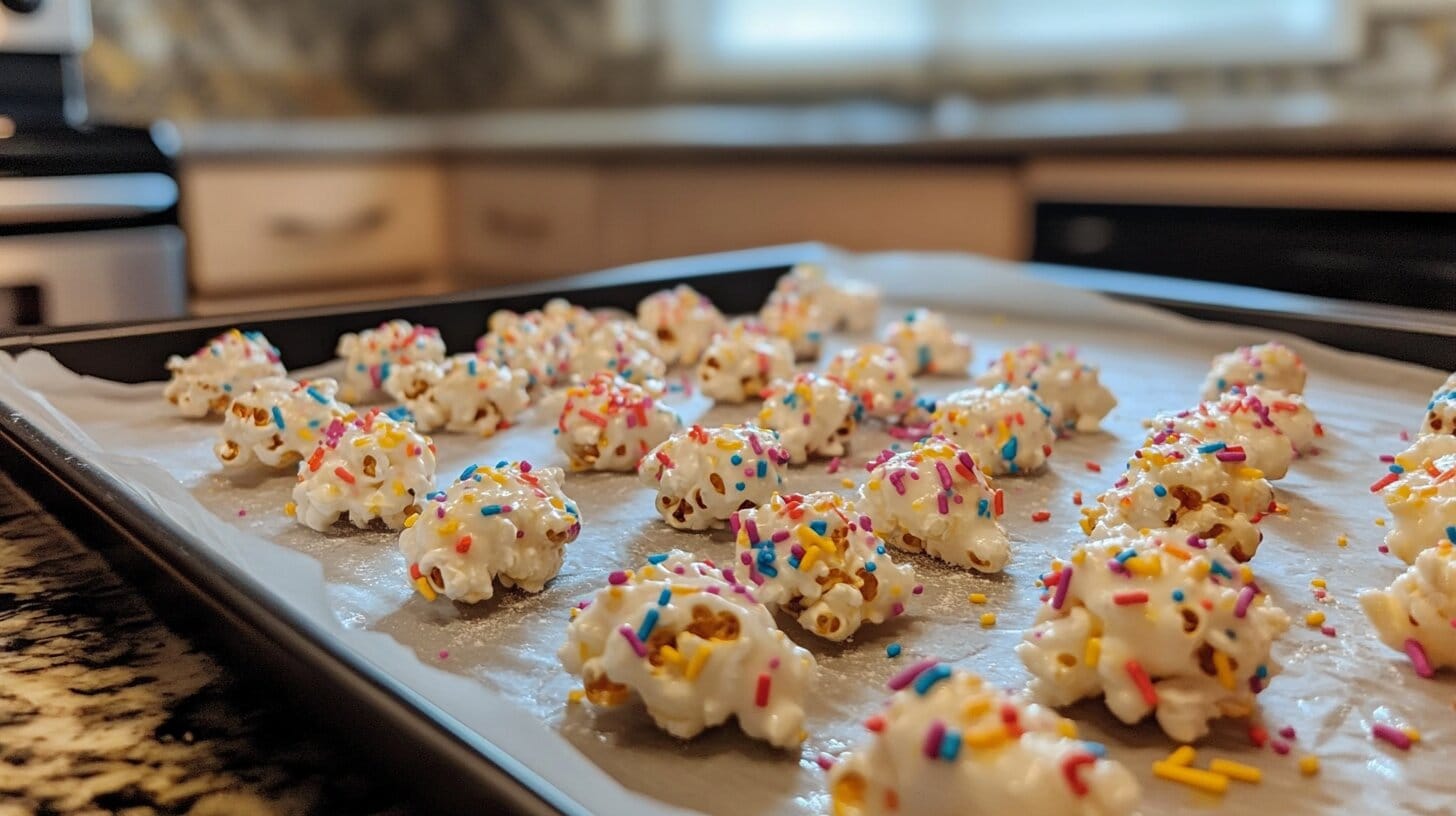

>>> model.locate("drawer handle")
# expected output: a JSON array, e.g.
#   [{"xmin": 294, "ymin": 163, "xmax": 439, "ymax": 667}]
[
  {"xmin": 269, "ymin": 205, "xmax": 389, "ymax": 242},
  {"xmin": 481, "ymin": 207, "xmax": 550, "ymax": 243}
]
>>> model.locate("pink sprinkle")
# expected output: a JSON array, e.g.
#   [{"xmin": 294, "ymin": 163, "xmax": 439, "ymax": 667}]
[
  {"xmin": 827, "ymin": 457, "xmax": 842, "ymax": 474},
  {"xmin": 1321, "ymin": 626, "xmax": 1337, "ymax": 637},
  {"xmin": 891, "ymin": 601, "xmax": 906, "ymax": 616},
  {"xmin": 729, "ymin": 513, "xmax": 741, "ymax": 534},
  {"xmin": 937, "ymin": 494, "xmax": 949, "ymax": 515},
  {"xmin": 519, "ymin": 460, "xmax": 532, "ymax": 473},
  {"xmin": 1234, "ymin": 585, "xmax": 1256, "ymax": 618},
  {"xmin": 922, "ymin": 720, "xmax": 947, "ymax": 758},
  {"xmin": 889, "ymin": 471, "xmax": 907, "ymax": 495},
  {"xmin": 1405, "ymin": 638, "xmax": 1435, "ymax": 678},
  {"xmin": 815, "ymin": 753, "xmax": 836, "ymax": 771},
  {"xmin": 1051, "ymin": 566, "xmax": 1073, "ymax": 609},
  {"xmin": 771, "ymin": 530, "xmax": 790, "ymax": 542},
  {"xmin": 859, "ymin": 515, "xmax": 874, "ymax": 532},
  {"xmin": 745, "ymin": 519, "xmax": 760, "ymax": 543},
  {"xmin": 608, "ymin": 571, "xmax": 629, "ymax": 585},
  {"xmin": 237, "ymin": 509, "xmax": 247, "ymax": 517},
  {"xmin": 748, "ymin": 435, "xmax": 764, "ymax": 455},
  {"xmin": 912, "ymin": 584, "xmax": 924, "ymax": 595},
  {"xmin": 438, "ymin": 650, "xmax": 450, "ymax": 659},
  {"xmin": 1379, "ymin": 545, "xmax": 1390, "ymax": 554},
  {"xmin": 888, "ymin": 659, "xmax": 938, "ymax": 691},
  {"xmin": 618, "ymin": 624, "xmax": 648, "ymax": 658},
  {"xmin": 1279, "ymin": 726, "xmax": 1297, "ymax": 740},
  {"xmin": 1270, "ymin": 738, "xmax": 1291, "ymax": 755},
  {"xmin": 935, "ymin": 461, "xmax": 953, "ymax": 490},
  {"xmin": 1372, "ymin": 723, "xmax": 1413, "ymax": 750},
  {"xmin": 1216, "ymin": 448, "xmax": 1247, "ymax": 462},
  {"xmin": 1379, "ymin": 454, "xmax": 1395, "ymax": 463}
]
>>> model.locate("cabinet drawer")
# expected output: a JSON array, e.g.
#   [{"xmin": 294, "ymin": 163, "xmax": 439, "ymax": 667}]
[
  {"xmin": 448, "ymin": 163, "xmax": 601, "ymax": 277},
  {"xmin": 183, "ymin": 161, "xmax": 447, "ymax": 296}
]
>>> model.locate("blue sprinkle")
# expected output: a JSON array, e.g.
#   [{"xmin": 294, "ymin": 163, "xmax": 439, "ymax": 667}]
[
  {"xmin": 657, "ymin": 588, "xmax": 672, "ymax": 607},
  {"xmin": 759, "ymin": 562, "xmax": 779, "ymax": 578},
  {"xmin": 480, "ymin": 504, "xmax": 504, "ymax": 516},
  {"xmin": 385, "ymin": 406, "xmax": 413, "ymax": 422},
  {"xmin": 459, "ymin": 464, "xmax": 479, "ymax": 481},
  {"xmin": 271, "ymin": 406, "xmax": 285, "ymax": 430},
  {"xmin": 379, "ymin": 362, "xmax": 391, "ymax": 381},
  {"xmin": 495, "ymin": 460, "xmax": 509, "ymax": 468},
  {"xmin": 1115, "ymin": 548, "xmax": 1137, "ymax": 563},
  {"xmin": 1197, "ymin": 441, "xmax": 1227, "ymax": 454},
  {"xmin": 758, "ymin": 549, "xmax": 776, "ymax": 566},
  {"xmin": 1083, "ymin": 741, "xmax": 1107, "ymax": 758},
  {"xmin": 735, "ymin": 481, "xmax": 747, "ymax": 491},
  {"xmin": 1390, "ymin": 464, "xmax": 1404, "ymax": 474},
  {"xmin": 1153, "ymin": 484, "xmax": 1168, "ymax": 497},
  {"xmin": 356, "ymin": 363, "xmax": 367, "ymax": 372},
  {"xmin": 978, "ymin": 498, "xmax": 990, "ymax": 517},
  {"xmin": 222, "ymin": 383, "xmax": 232, "ymax": 392},
  {"xmin": 917, "ymin": 346, "xmax": 931, "ymax": 370},
  {"xmin": 914, "ymin": 664, "xmax": 952, "ymax": 695},
  {"xmin": 1172, "ymin": 589, "xmax": 1185, "ymax": 602},
  {"xmin": 787, "ymin": 557, "xmax": 801, "ymax": 569},
  {"xmin": 757, "ymin": 460, "xmax": 767, "ymax": 478},
  {"xmin": 1210, "ymin": 561, "xmax": 1232, "ymax": 579},
  {"xmin": 876, "ymin": 545, "xmax": 886, "ymax": 555},
  {"xmin": 865, "ymin": 561, "xmax": 877, "ymax": 572},
  {"xmin": 1256, "ymin": 664, "xmax": 1269, "ymax": 678},
  {"xmin": 886, "ymin": 643, "xmax": 902, "ymax": 658},
  {"xmin": 1000, "ymin": 436, "xmax": 1018, "ymax": 460},
  {"xmin": 647, "ymin": 553, "xmax": 669, "ymax": 564},
  {"xmin": 938, "ymin": 730, "xmax": 962, "ymax": 761},
  {"xmin": 637, "ymin": 608, "xmax": 660, "ymax": 641},
  {"xmin": 467, "ymin": 358, "xmax": 477, "ymax": 376},
  {"xmin": 809, "ymin": 520, "xmax": 828, "ymax": 536},
  {"xmin": 1217, "ymin": 377, "xmax": 1227, "ymax": 390},
  {"xmin": 1448, "ymin": 526, "xmax": 1456, "ymax": 544},
  {"xmin": 306, "ymin": 387, "xmax": 328, "ymax": 404},
  {"xmin": 731, "ymin": 454, "xmax": 743, "ymax": 466}
]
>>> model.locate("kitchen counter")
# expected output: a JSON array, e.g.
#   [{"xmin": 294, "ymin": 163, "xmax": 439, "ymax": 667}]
[
  {"xmin": 173, "ymin": 95, "xmax": 1456, "ymax": 159},
  {"xmin": 0, "ymin": 470, "xmax": 410, "ymax": 816}
]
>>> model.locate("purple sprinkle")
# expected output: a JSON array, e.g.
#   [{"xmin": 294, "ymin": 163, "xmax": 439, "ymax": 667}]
[{"xmin": 1051, "ymin": 566, "xmax": 1073, "ymax": 610}]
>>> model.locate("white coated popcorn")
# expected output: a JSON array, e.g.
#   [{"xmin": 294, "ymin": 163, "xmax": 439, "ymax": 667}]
[
  {"xmin": 636, "ymin": 284, "xmax": 726, "ymax": 365},
  {"xmin": 881, "ymin": 308, "xmax": 972, "ymax": 376},
  {"xmin": 638, "ymin": 424, "xmax": 791, "ymax": 531},
  {"xmin": 826, "ymin": 343, "xmax": 917, "ymax": 420},
  {"xmin": 827, "ymin": 668, "xmax": 1140, "ymax": 816},
  {"xmin": 570, "ymin": 319, "xmax": 668, "ymax": 386},
  {"xmin": 1360, "ymin": 541, "xmax": 1456, "ymax": 678},
  {"xmin": 288, "ymin": 411, "xmax": 437, "ymax": 531},
  {"xmin": 974, "ymin": 343, "xmax": 1116, "ymax": 434},
  {"xmin": 560, "ymin": 550, "xmax": 816, "ymax": 748},
  {"xmin": 383, "ymin": 353, "xmax": 530, "ymax": 436},
  {"xmin": 770, "ymin": 263, "xmax": 881, "ymax": 332},
  {"xmin": 556, "ymin": 373, "xmax": 681, "ymax": 472},
  {"xmin": 399, "ymin": 460, "xmax": 581, "ymax": 604},
  {"xmin": 760, "ymin": 290, "xmax": 829, "ymax": 361},
  {"xmin": 730, "ymin": 491, "xmax": 919, "ymax": 641},
  {"xmin": 1421, "ymin": 371, "xmax": 1456, "ymax": 438},
  {"xmin": 857, "ymin": 438, "xmax": 1010, "ymax": 573},
  {"xmin": 1200, "ymin": 341, "xmax": 1307, "ymax": 400},
  {"xmin": 1147, "ymin": 386, "xmax": 1321, "ymax": 480},
  {"xmin": 696, "ymin": 326, "xmax": 796, "ymax": 404},
  {"xmin": 335, "ymin": 320, "xmax": 447, "ymax": 402},
  {"xmin": 1017, "ymin": 533, "xmax": 1290, "ymax": 743},
  {"xmin": 930, "ymin": 385, "xmax": 1055, "ymax": 476},
  {"xmin": 164, "ymin": 329, "xmax": 286, "ymax": 418},
  {"xmin": 1379, "ymin": 434, "xmax": 1456, "ymax": 564},
  {"xmin": 1080, "ymin": 431, "xmax": 1275, "ymax": 563},
  {"xmin": 755, "ymin": 372, "xmax": 859, "ymax": 464},
  {"xmin": 476, "ymin": 299, "xmax": 593, "ymax": 388},
  {"xmin": 214, "ymin": 377, "xmax": 351, "ymax": 470}
]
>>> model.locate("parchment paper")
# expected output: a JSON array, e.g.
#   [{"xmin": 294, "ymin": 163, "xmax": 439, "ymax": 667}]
[{"xmin": 2, "ymin": 251, "xmax": 1452, "ymax": 816}]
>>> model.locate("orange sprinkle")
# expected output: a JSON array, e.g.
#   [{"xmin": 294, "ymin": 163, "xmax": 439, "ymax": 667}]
[
  {"xmin": 1031, "ymin": 510, "xmax": 1051, "ymax": 522},
  {"xmin": 334, "ymin": 466, "xmax": 356, "ymax": 484}
]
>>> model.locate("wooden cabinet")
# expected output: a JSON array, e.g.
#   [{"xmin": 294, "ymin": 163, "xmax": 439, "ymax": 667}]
[
  {"xmin": 182, "ymin": 161, "xmax": 447, "ymax": 297},
  {"xmin": 446, "ymin": 162, "xmax": 603, "ymax": 278}
]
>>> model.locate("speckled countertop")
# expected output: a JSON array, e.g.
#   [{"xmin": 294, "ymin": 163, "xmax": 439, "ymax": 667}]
[{"xmin": 0, "ymin": 470, "xmax": 411, "ymax": 816}]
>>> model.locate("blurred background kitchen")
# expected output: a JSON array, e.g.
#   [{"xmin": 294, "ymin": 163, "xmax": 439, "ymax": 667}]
[{"xmin": 4, "ymin": 0, "xmax": 1455, "ymax": 329}]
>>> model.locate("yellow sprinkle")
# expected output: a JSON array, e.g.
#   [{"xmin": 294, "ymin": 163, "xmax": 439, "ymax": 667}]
[
  {"xmin": 979, "ymin": 613, "xmax": 997, "ymax": 628},
  {"xmin": 968, "ymin": 593, "xmax": 987, "ymax": 604},
  {"xmin": 1298, "ymin": 755, "xmax": 1320, "ymax": 776},
  {"xmin": 867, "ymin": 479, "xmax": 881, "ymax": 491},
  {"xmin": 392, "ymin": 480, "xmax": 405, "ymax": 496},
  {"xmin": 1084, "ymin": 637, "xmax": 1101, "ymax": 667},
  {"xmin": 412, "ymin": 576, "xmax": 437, "ymax": 602},
  {"xmin": 1152, "ymin": 761, "xmax": 1229, "ymax": 795},
  {"xmin": 1208, "ymin": 758, "xmax": 1262, "ymax": 784},
  {"xmin": 1405, "ymin": 727, "xmax": 1422, "ymax": 743},
  {"xmin": 962, "ymin": 697, "xmax": 992, "ymax": 720},
  {"xmin": 297, "ymin": 428, "xmax": 314, "ymax": 442},
  {"xmin": 1078, "ymin": 516, "xmax": 1095, "ymax": 535},
  {"xmin": 1310, "ymin": 578, "xmax": 1326, "ymax": 588},
  {"xmin": 1167, "ymin": 745, "xmax": 1197, "ymax": 766},
  {"xmin": 438, "ymin": 519, "xmax": 460, "ymax": 535},
  {"xmin": 1336, "ymin": 534, "xmax": 1348, "ymax": 548},
  {"xmin": 1212, "ymin": 650, "xmax": 1236, "ymax": 690},
  {"xmin": 403, "ymin": 512, "xmax": 419, "ymax": 528},
  {"xmin": 1125, "ymin": 555, "xmax": 1162, "ymax": 577},
  {"xmin": 567, "ymin": 689, "xmax": 584, "ymax": 705},
  {"xmin": 283, "ymin": 501, "xmax": 297, "ymax": 517},
  {"xmin": 685, "ymin": 644, "xmax": 713, "ymax": 681},
  {"xmin": 1375, "ymin": 517, "xmax": 1386, "ymax": 527},
  {"xmin": 841, "ymin": 478, "xmax": 855, "ymax": 488},
  {"xmin": 658, "ymin": 645, "xmax": 684, "ymax": 666},
  {"xmin": 962, "ymin": 724, "xmax": 1009, "ymax": 749},
  {"xmin": 1056, "ymin": 719, "xmax": 1079, "ymax": 739},
  {"xmin": 799, "ymin": 547, "xmax": 821, "ymax": 572},
  {"xmin": 715, "ymin": 437, "xmax": 743, "ymax": 451},
  {"xmin": 1305, "ymin": 610, "xmax": 1326, "ymax": 627}
]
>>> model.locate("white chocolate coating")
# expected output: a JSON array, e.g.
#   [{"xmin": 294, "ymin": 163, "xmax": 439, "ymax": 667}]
[
  {"xmin": 638, "ymin": 424, "xmax": 791, "ymax": 531},
  {"xmin": 882, "ymin": 309, "xmax": 972, "ymax": 377},
  {"xmin": 399, "ymin": 460, "xmax": 581, "ymax": 604},
  {"xmin": 731, "ymin": 492, "xmax": 919, "ymax": 641},
  {"xmin": 931, "ymin": 385, "xmax": 1055, "ymax": 476},
  {"xmin": 570, "ymin": 319, "xmax": 668, "ymax": 387},
  {"xmin": 384, "ymin": 353, "xmax": 530, "ymax": 436},
  {"xmin": 1381, "ymin": 434, "xmax": 1456, "ymax": 564},
  {"xmin": 834, "ymin": 280, "xmax": 881, "ymax": 332},
  {"xmin": 828, "ymin": 669, "xmax": 1140, "ymax": 816},
  {"xmin": 477, "ymin": 304, "xmax": 585, "ymax": 388},
  {"xmin": 827, "ymin": 344, "xmax": 917, "ymax": 420},
  {"xmin": 1360, "ymin": 541, "xmax": 1456, "ymax": 674},
  {"xmin": 556, "ymin": 373, "xmax": 682, "ymax": 472},
  {"xmin": 756, "ymin": 372, "xmax": 859, "ymax": 464},
  {"xmin": 760, "ymin": 291, "xmax": 829, "ymax": 361},
  {"xmin": 696, "ymin": 328, "xmax": 796, "ymax": 404},
  {"xmin": 559, "ymin": 551, "xmax": 816, "ymax": 748},
  {"xmin": 1017, "ymin": 533, "xmax": 1290, "ymax": 743},
  {"xmin": 214, "ymin": 377, "xmax": 351, "ymax": 470},
  {"xmin": 164, "ymin": 329, "xmax": 286, "ymax": 418},
  {"xmin": 974, "ymin": 343, "xmax": 1116, "ymax": 434},
  {"xmin": 857, "ymin": 438, "xmax": 1010, "ymax": 573},
  {"xmin": 636, "ymin": 284, "xmax": 726, "ymax": 365},
  {"xmin": 1421, "ymin": 372, "xmax": 1456, "ymax": 438},
  {"xmin": 335, "ymin": 320, "xmax": 447, "ymax": 403},
  {"xmin": 770, "ymin": 263, "xmax": 881, "ymax": 332},
  {"xmin": 1147, "ymin": 386, "xmax": 1320, "ymax": 480},
  {"xmin": 1081, "ymin": 431, "xmax": 1275, "ymax": 562},
  {"xmin": 288, "ymin": 412, "xmax": 437, "ymax": 531},
  {"xmin": 1200, "ymin": 341, "xmax": 1307, "ymax": 400}
]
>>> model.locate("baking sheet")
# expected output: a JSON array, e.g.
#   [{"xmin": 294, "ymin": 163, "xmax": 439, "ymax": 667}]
[{"xmin": 2, "ymin": 250, "xmax": 1453, "ymax": 815}]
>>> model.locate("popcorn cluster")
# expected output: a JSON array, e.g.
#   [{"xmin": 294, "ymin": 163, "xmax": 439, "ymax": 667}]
[
  {"xmin": 974, "ymin": 342, "xmax": 1116, "ymax": 434},
  {"xmin": 335, "ymin": 320, "xmax": 447, "ymax": 402},
  {"xmin": 384, "ymin": 353, "xmax": 530, "ymax": 436},
  {"xmin": 556, "ymin": 373, "xmax": 681, "ymax": 472},
  {"xmin": 287, "ymin": 411, "xmax": 437, "ymax": 531},
  {"xmin": 638, "ymin": 424, "xmax": 791, "ymax": 531},
  {"xmin": 214, "ymin": 377, "xmax": 352, "ymax": 470},
  {"xmin": 165, "ymin": 329, "xmax": 286, "ymax": 418}
]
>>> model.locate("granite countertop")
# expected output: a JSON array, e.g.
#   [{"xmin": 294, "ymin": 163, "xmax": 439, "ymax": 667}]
[
  {"xmin": 171, "ymin": 96, "xmax": 1456, "ymax": 159},
  {"xmin": 0, "ymin": 470, "xmax": 411, "ymax": 816}
]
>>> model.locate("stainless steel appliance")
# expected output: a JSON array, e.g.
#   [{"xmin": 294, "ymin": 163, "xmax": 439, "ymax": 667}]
[{"xmin": 0, "ymin": 0, "xmax": 185, "ymax": 328}]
